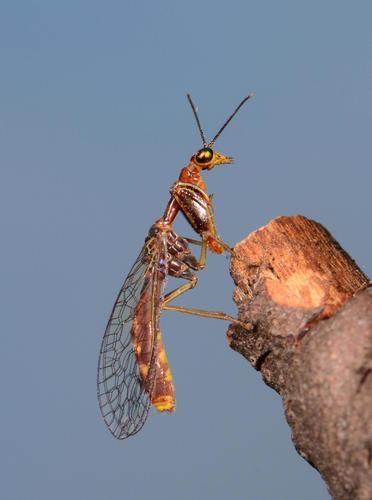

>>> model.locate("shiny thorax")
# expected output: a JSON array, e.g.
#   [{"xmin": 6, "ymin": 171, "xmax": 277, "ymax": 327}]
[{"xmin": 163, "ymin": 148, "xmax": 234, "ymax": 254}]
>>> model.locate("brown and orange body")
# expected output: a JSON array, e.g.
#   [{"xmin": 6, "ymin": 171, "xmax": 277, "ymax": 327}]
[
  {"xmin": 163, "ymin": 149, "xmax": 234, "ymax": 254},
  {"xmin": 131, "ymin": 146, "xmax": 236, "ymax": 413},
  {"xmin": 97, "ymin": 93, "xmax": 252, "ymax": 440},
  {"xmin": 130, "ymin": 259, "xmax": 175, "ymax": 412},
  {"xmin": 130, "ymin": 222, "xmax": 201, "ymax": 413}
]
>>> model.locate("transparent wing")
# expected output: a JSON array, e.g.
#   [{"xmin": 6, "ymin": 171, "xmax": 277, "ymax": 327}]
[{"xmin": 97, "ymin": 239, "xmax": 157, "ymax": 439}]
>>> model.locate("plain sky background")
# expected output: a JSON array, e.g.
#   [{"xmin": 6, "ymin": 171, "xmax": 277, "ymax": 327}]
[{"xmin": 1, "ymin": 1, "xmax": 371, "ymax": 499}]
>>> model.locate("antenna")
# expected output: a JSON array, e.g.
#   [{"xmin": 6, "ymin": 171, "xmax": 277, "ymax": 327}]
[
  {"xmin": 208, "ymin": 93, "xmax": 253, "ymax": 148},
  {"xmin": 186, "ymin": 93, "xmax": 207, "ymax": 147}
]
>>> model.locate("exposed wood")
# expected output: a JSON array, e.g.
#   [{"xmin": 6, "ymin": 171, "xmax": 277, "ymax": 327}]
[{"xmin": 228, "ymin": 215, "xmax": 372, "ymax": 500}]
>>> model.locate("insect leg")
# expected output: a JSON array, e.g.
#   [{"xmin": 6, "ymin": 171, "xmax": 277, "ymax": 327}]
[
  {"xmin": 204, "ymin": 232, "xmax": 233, "ymax": 254},
  {"xmin": 184, "ymin": 234, "xmax": 232, "ymax": 255},
  {"xmin": 175, "ymin": 236, "xmax": 208, "ymax": 270},
  {"xmin": 161, "ymin": 269, "xmax": 250, "ymax": 329},
  {"xmin": 183, "ymin": 237, "xmax": 203, "ymax": 246},
  {"xmin": 162, "ymin": 274, "xmax": 199, "ymax": 305},
  {"xmin": 162, "ymin": 302, "xmax": 249, "ymax": 329},
  {"xmin": 162, "ymin": 233, "xmax": 250, "ymax": 328}
]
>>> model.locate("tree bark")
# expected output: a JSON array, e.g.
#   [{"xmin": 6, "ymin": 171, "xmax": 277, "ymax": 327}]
[{"xmin": 228, "ymin": 215, "xmax": 372, "ymax": 500}]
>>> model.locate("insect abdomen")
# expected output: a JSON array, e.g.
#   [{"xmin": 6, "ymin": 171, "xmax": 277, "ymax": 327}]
[
  {"xmin": 151, "ymin": 330, "xmax": 175, "ymax": 412},
  {"xmin": 131, "ymin": 272, "xmax": 175, "ymax": 413}
]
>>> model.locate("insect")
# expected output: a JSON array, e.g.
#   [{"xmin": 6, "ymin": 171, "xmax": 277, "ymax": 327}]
[
  {"xmin": 162, "ymin": 93, "xmax": 253, "ymax": 255},
  {"xmin": 97, "ymin": 94, "xmax": 252, "ymax": 439}
]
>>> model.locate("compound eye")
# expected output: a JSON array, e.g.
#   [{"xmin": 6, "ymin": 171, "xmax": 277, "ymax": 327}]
[{"xmin": 195, "ymin": 148, "xmax": 213, "ymax": 164}]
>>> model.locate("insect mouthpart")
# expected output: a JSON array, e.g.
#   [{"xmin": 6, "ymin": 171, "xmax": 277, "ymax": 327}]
[{"xmin": 213, "ymin": 152, "xmax": 233, "ymax": 166}]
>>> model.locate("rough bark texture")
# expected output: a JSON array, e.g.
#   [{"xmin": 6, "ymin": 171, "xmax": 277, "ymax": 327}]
[{"xmin": 228, "ymin": 215, "xmax": 372, "ymax": 500}]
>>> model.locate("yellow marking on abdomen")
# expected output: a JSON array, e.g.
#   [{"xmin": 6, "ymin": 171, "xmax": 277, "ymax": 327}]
[{"xmin": 153, "ymin": 395, "xmax": 176, "ymax": 412}]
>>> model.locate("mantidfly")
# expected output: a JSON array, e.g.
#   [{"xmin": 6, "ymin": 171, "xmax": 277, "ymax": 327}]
[{"xmin": 97, "ymin": 93, "xmax": 253, "ymax": 439}]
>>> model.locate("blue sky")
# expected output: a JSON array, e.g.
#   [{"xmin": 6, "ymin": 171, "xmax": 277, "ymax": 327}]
[{"xmin": 1, "ymin": 1, "xmax": 371, "ymax": 499}]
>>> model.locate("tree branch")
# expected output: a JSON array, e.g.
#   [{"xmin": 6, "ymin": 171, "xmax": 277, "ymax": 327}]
[{"xmin": 228, "ymin": 215, "xmax": 372, "ymax": 500}]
